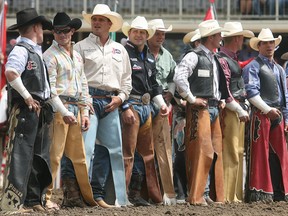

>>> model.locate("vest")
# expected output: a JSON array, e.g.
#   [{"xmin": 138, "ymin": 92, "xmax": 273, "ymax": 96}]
[
  {"xmin": 219, "ymin": 52, "xmax": 246, "ymax": 100},
  {"xmin": 256, "ymin": 57, "xmax": 286, "ymax": 107},
  {"xmin": 10, "ymin": 42, "xmax": 47, "ymax": 101},
  {"xmin": 188, "ymin": 48, "xmax": 229, "ymax": 99}
]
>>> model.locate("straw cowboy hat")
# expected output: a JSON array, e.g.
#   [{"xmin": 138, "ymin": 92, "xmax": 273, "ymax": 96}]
[
  {"xmin": 222, "ymin": 22, "xmax": 254, "ymax": 38},
  {"xmin": 82, "ymin": 4, "xmax": 123, "ymax": 32},
  {"xmin": 249, "ymin": 28, "xmax": 282, "ymax": 51},
  {"xmin": 183, "ymin": 29, "xmax": 201, "ymax": 44},
  {"xmin": 148, "ymin": 19, "xmax": 172, "ymax": 32},
  {"xmin": 198, "ymin": 20, "xmax": 225, "ymax": 38},
  {"xmin": 8, "ymin": 8, "xmax": 52, "ymax": 30},
  {"xmin": 52, "ymin": 12, "xmax": 82, "ymax": 31},
  {"xmin": 122, "ymin": 16, "xmax": 156, "ymax": 40}
]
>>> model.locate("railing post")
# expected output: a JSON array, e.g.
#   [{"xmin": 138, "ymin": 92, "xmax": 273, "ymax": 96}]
[
  {"xmin": 131, "ymin": 0, "xmax": 135, "ymax": 17},
  {"xmin": 227, "ymin": 0, "xmax": 231, "ymax": 20},
  {"xmin": 83, "ymin": 0, "xmax": 87, "ymax": 13},
  {"xmin": 179, "ymin": 0, "xmax": 182, "ymax": 19},
  {"xmin": 276, "ymin": 0, "xmax": 279, "ymax": 20}
]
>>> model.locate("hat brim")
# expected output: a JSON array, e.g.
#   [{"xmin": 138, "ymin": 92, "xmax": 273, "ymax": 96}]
[
  {"xmin": 156, "ymin": 25, "xmax": 173, "ymax": 32},
  {"xmin": 200, "ymin": 27, "xmax": 224, "ymax": 38},
  {"xmin": 122, "ymin": 22, "xmax": 156, "ymax": 40},
  {"xmin": 82, "ymin": 11, "xmax": 123, "ymax": 32},
  {"xmin": 8, "ymin": 16, "xmax": 52, "ymax": 30},
  {"xmin": 250, "ymin": 35, "xmax": 282, "ymax": 51},
  {"xmin": 281, "ymin": 52, "xmax": 288, "ymax": 60},
  {"xmin": 222, "ymin": 30, "xmax": 254, "ymax": 38},
  {"xmin": 53, "ymin": 18, "xmax": 82, "ymax": 31},
  {"xmin": 183, "ymin": 31, "xmax": 201, "ymax": 44}
]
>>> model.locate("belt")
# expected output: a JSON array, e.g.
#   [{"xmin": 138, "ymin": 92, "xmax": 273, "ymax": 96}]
[
  {"xmin": 129, "ymin": 93, "xmax": 150, "ymax": 105},
  {"xmin": 207, "ymin": 99, "xmax": 219, "ymax": 107}
]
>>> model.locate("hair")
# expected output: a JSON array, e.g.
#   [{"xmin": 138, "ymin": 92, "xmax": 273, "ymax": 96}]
[
  {"xmin": 18, "ymin": 23, "xmax": 35, "ymax": 35},
  {"xmin": 222, "ymin": 36, "xmax": 234, "ymax": 44},
  {"xmin": 200, "ymin": 37, "xmax": 208, "ymax": 44}
]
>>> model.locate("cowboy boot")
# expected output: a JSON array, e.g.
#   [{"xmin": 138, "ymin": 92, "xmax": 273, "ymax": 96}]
[
  {"xmin": 62, "ymin": 179, "xmax": 86, "ymax": 208},
  {"xmin": 128, "ymin": 174, "xmax": 150, "ymax": 206}
]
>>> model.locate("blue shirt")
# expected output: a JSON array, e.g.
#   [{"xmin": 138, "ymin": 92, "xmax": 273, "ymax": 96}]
[{"xmin": 243, "ymin": 54, "xmax": 288, "ymax": 122}]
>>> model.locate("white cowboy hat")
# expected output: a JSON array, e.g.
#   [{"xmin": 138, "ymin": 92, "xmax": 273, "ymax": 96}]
[
  {"xmin": 82, "ymin": 4, "xmax": 123, "ymax": 32},
  {"xmin": 198, "ymin": 20, "xmax": 225, "ymax": 38},
  {"xmin": 249, "ymin": 28, "xmax": 282, "ymax": 51},
  {"xmin": 183, "ymin": 29, "xmax": 201, "ymax": 44},
  {"xmin": 148, "ymin": 19, "xmax": 172, "ymax": 32},
  {"xmin": 222, "ymin": 22, "xmax": 254, "ymax": 38},
  {"xmin": 122, "ymin": 16, "xmax": 156, "ymax": 39}
]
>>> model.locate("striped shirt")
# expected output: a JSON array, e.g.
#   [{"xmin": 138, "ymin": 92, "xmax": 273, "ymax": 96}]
[{"xmin": 43, "ymin": 40, "xmax": 89, "ymax": 105}]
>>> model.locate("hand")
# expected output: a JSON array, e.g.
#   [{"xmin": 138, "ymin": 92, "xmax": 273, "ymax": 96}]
[
  {"xmin": 87, "ymin": 102, "xmax": 95, "ymax": 115},
  {"xmin": 218, "ymin": 100, "xmax": 226, "ymax": 110},
  {"xmin": 25, "ymin": 96, "xmax": 40, "ymax": 112},
  {"xmin": 160, "ymin": 104, "xmax": 169, "ymax": 117},
  {"xmin": 121, "ymin": 108, "xmax": 136, "ymax": 125},
  {"xmin": 239, "ymin": 111, "xmax": 250, "ymax": 122},
  {"xmin": 163, "ymin": 91, "xmax": 173, "ymax": 104},
  {"xmin": 266, "ymin": 108, "xmax": 281, "ymax": 120},
  {"xmin": 192, "ymin": 98, "xmax": 208, "ymax": 108},
  {"xmin": 105, "ymin": 96, "xmax": 122, "ymax": 112},
  {"xmin": 284, "ymin": 124, "xmax": 288, "ymax": 133},
  {"xmin": 81, "ymin": 116, "xmax": 90, "ymax": 131},
  {"xmin": 63, "ymin": 115, "xmax": 77, "ymax": 125}
]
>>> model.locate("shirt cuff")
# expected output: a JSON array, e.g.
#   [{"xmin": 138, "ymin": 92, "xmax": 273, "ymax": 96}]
[
  {"xmin": 153, "ymin": 95, "xmax": 166, "ymax": 107},
  {"xmin": 117, "ymin": 93, "xmax": 126, "ymax": 103},
  {"xmin": 180, "ymin": 91, "xmax": 196, "ymax": 104}
]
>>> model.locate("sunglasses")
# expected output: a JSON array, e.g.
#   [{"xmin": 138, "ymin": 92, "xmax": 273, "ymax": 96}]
[{"xmin": 54, "ymin": 28, "xmax": 71, "ymax": 34}]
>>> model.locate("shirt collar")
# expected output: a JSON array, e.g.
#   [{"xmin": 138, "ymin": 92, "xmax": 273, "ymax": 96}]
[
  {"xmin": 220, "ymin": 47, "xmax": 238, "ymax": 60},
  {"xmin": 89, "ymin": 33, "xmax": 111, "ymax": 46},
  {"xmin": 19, "ymin": 36, "xmax": 42, "ymax": 54}
]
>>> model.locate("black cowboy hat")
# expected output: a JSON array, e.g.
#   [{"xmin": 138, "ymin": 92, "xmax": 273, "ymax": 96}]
[
  {"xmin": 53, "ymin": 12, "xmax": 82, "ymax": 31},
  {"xmin": 8, "ymin": 8, "xmax": 52, "ymax": 30}
]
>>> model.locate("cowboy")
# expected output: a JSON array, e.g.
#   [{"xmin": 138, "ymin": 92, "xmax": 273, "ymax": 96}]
[
  {"xmin": 218, "ymin": 22, "xmax": 253, "ymax": 203},
  {"xmin": 0, "ymin": 8, "xmax": 56, "ymax": 214},
  {"xmin": 174, "ymin": 19, "xmax": 231, "ymax": 205},
  {"xmin": 121, "ymin": 16, "xmax": 169, "ymax": 206},
  {"xmin": 172, "ymin": 28, "xmax": 202, "ymax": 204},
  {"xmin": 74, "ymin": 4, "xmax": 132, "ymax": 208},
  {"xmin": 147, "ymin": 19, "xmax": 177, "ymax": 206},
  {"xmin": 243, "ymin": 28, "xmax": 288, "ymax": 203},
  {"xmin": 43, "ymin": 12, "xmax": 96, "ymax": 209}
]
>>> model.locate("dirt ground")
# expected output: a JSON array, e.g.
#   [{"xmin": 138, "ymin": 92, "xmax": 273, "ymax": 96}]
[{"xmin": 23, "ymin": 189, "xmax": 288, "ymax": 216}]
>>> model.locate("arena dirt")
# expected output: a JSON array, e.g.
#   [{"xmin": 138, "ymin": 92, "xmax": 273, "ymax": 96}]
[{"xmin": 25, "ymin": 189, "xmax": 288, "ymax": 216}]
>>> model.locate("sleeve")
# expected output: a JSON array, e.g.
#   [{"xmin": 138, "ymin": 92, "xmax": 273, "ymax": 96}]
[
  {"xmin": 118, "ymin": 47, "xmax": 132, "ymax": 102},
  {"xmin": 43, "ymin": 51, "xmax": 58, "ymax": 97}
]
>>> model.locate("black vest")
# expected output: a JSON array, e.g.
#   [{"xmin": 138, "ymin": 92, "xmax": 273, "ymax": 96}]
[
  {"xmin": 218, "ymin": 52, "xmax": 246, "ymax": 100},
  {"xmin": 188, "ymin": 48, "xmax": 229, "ymax": 99},
  {"xmin": 10, "ymin": 42, "xmax": 47, "ymax": 101},
  {"xmin": 256, "ymin": 57, "xmax": 286, "ymax": 107}
]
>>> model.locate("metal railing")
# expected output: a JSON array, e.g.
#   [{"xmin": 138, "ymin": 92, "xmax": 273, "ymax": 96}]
[{"xmin": 6, "ymin": 0, "xmax": 288, "ymax": 20}]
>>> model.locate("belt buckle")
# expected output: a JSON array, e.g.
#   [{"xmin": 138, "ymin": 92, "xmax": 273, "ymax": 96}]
[{"xmin": 142, "ymin": 93, "xmax": 150, "ymax": 105}]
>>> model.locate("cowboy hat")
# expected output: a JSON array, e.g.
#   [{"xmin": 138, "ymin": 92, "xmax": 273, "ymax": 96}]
[
  {"xmin": 249, "ymin": 28, "xmax": 282, "ymax": 51},
  {"xmin": 148, "ymin": 19, "xmax": 172, "ymax": 32},
  {"xmin": 281, "ymin": 52, "xmax": 288, "ymax": 60},
  {"xmin": 183, "ymin": 29, "xmax": 201, "ymax": 44},
  {"xmin": 52, "ymin": 12, "xmax": 82, "ymax": 31},
  {"xmin": 198, "ymin": 20, "xmax": 225, "ymax": 38},
  {"xmin": 82, "ymin": 4, "xmax": 123, "ymax": 32},
  {"xmin": 122, "ymin": 16, "xmax": 156, "ymax": 40},
  {"xmin": 8, "ymin": 8, "xmax": 52, "ymax": 30},
  {"xmin": 222, "ymin": 22, "xmax": 254, "ymax": 38}
]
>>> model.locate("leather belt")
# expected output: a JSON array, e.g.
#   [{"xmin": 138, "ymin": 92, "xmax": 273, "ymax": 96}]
[
  {"xmin": 59, "ymin": 95, "xmax": 79, "ymax": 103},
  {"xmin": 129, "ymin": 93, "xmax": 151, "ymax": 105}
]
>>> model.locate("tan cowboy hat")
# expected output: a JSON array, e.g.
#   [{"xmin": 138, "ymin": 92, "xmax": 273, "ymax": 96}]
[
  {"xmin": 222, "ymin": 22, "xmax": 254, "ymax": 38},
  {"xmin": 198, "ymin": 20, "xmax": 225, "ymax": 38},
  {"xmin": 82, "ymin": 4, "xmax": 123, "ymax": 32},
  {"xmin": 250, "ymin": 28, "xmax": 282, "ymax": 51},
  {"xmin": 281, "ymin": 52, "xmax": 288, "ymax": 60},
  {"xmin": 122, "ymin": 16, "xmax": 156, "ymax": 39},
  {"xmin": 148, "ymin": 19, "xmax": 172, "ymax": 32},
  {"xmin": 183, "ymin": 29, "xmax": 201, "ymax": 44}
]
